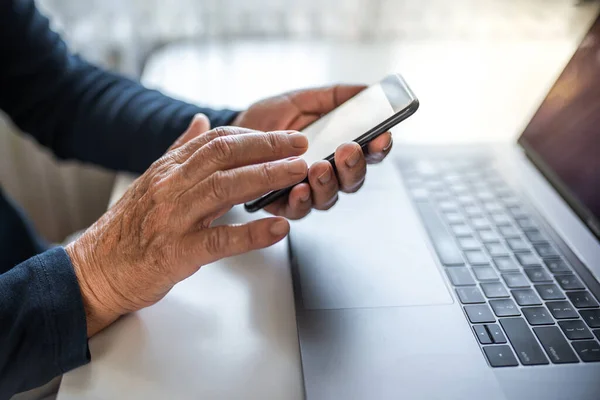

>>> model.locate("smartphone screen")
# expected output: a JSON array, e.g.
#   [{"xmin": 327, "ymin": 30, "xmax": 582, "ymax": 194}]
[
  {"xmin": 301, "ymin": 83, "xmax": 396, "ymax": 165},
  {"xmin": 245, "ymin": 74, "xmax": 418, "ymax": 212}
]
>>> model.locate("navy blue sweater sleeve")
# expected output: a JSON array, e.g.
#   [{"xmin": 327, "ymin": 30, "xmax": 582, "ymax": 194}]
[
  {"xmin": 0, "ymin": 247, "xmax": 89, "ymax": 397},
  {"xmin": 0, "ymin": 0, "xmax": 238, "ymax": 173}
]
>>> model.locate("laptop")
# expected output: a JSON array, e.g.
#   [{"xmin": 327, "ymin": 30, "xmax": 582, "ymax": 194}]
[{"xmin": 289, "ymin": 14, "xmax": 600, "ymax": 400}]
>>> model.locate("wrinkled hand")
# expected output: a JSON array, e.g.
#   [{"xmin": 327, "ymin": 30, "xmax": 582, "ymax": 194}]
[
  {"xmin": 66, "ymin": 115, "xmax": 310, "ymax": 336},
  {"xmin": 234, "ymin": 85, "xmax": 393, "ymax": 219}
]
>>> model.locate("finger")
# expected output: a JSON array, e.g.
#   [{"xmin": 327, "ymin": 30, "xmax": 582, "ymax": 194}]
[
  {"xmin": 181, "ymin": 157, "xmax": 308, "ymax": 220},
  {"xmin": 169, "ymin": 114, "xmax": 211, "ymax": 152},
  {"xmin": 307, "ymin": 161, "xmax": 339, "ymax": 211},
  {"xmin": 177, "ymin": 217, "xmax": 290, "ymax": 277},
  {"xmin": 288, "ymin": 114, "xmax": 320, "ymax": 131},
  {"xmin": 365, "ymin": 132, "xmax": 393, "ymax": 164},
  {"xmin": 179, "ymin": 131, "xmax": 308, "ymax": 181},
  {"xmin": 334, "ymin": 142, "xmax": 367, "ymax": 193},
  {"xmin": 173, "ymin": 126, "xmax": 258, "ymax": 163},
  {"xmin": 287, "ymin": 84, "xmax": 366, "ymax": 114},
  {"xmin": 264, "ymin": 183, "xmax": 313, "ymax": 220}
]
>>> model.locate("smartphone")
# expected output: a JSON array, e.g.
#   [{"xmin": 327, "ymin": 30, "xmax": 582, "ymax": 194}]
[{"xmin": 244, "ymin": 73, "xmax": 419, "ymax": 212}]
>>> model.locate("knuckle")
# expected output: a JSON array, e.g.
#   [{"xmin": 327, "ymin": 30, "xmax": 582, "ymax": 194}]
[
  {"xmin": 208, "ymin": 136, "xmax": 235, "ymax": 163},
  {"xmin": 244, "ymin": 224, "xmax": 260, "ymax": 249},
  {"xmin": 148, "ymin": 174, "xmax": 172, "ymax": 200},
  {"xmin": 205, "ymin": 227, "xmax": 229, "ymax": 256},
  {"xmin": 211, "ymin": 126, "xmax": 231, "ymax": 140},
  {"xmin": 208, "ymin": 172, "xmax": 231, "ymax": 202},
  {"xmin": 261, "ymin": 162, "xmax": 279, "ymax": 186},
  {"xmin": 265, "ymin": 131, "xmax": 282, "ymax": 154}
]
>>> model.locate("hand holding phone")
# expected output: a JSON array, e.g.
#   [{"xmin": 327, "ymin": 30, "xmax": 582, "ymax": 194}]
[{"xmin": 245, "ymin": 74, "xmax": 419, "ymax": 212}]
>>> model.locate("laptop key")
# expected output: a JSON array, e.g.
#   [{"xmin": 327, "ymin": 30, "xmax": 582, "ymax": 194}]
[
  {"xmin": 502, "ymin": 273, "xmax": 530, "ymax": 288},
  {"xmin": 414, "ymin": 202, "xmax": 465, "ymax": 266},
  {"xmin": 493, "ymin": 257, "xmax": 519, "ymax": 272},
  {"xmin": 594, "ymin": 330, "xmax": 600, "ymax": 340},
  {"xmin": 544, "ymin": 259, "xmax": 571, "ymax": 274},
  {"xmin": 547, "ymin": 301, "xmax": 578, "ymax": 319},
  {"xmin": 444, "ymin": 211, "xmax": 465, "ymax": 224},
  {"xmin": 464, "ymin": 250, "xmax": 489, "ymax": 266},
  {"xmin": 470, "ymin": 217, "xmax": 491, "ymax": 230},
  {"xmin": 464, "ymin": 204, "xmax": 484, "ymax": 217},
  {"xmin": 491, "ymin": 213, "xmax": 512, "ymax": 226},
  {"xmin": 507, "ymin": 205, "xmax": 527, "ymax": 218},
  {"xmin": 533, "ymin": 243, "xmax": 559, "ymax": 259},
  {"xmin": 483, "ymin": 201, "xmax": 503, "ymax": 214},
  {"xmin": 465, "ymin": 304, "xmax": 496, "ymax": 323},
  {"xmin": 481, "ymin": 283, "xmax": 510, "ymax": 299},
  {"xmin": 516, "ymin": 252, "xmax": 541, "ymax": 268},
  {"xmin": 456, "ymin": 287, "xmax": 486, "ymax": 304},
  {"xmin": 483, "ymin": 345, "xmax": 519, "ymax": 367},
  {"xmin": 535, "ymin": 284, "xmax": 565, "ymax": 300},
  {"xmin": 498, "ymin": 225, "xmax": 520, "ymax": 239},
  {"xmin": 486, "ymin": 323, "xmax": 507, "ymax": 343},
  {"xmin": 524, "ymin": 229, "xmax": 546, "ymax": 243},
  {"xmin": 533, "ymin": 326, "xmax": 579, "ymax": 364},
  {"xmin": 458, "ymin": 236, "xmax": 480, "ymax": 250},
  {"xmin": 473, "ymin": 325, "xmax": 493, "ymax": 344},
  {"xmin": 500, "ymin": 318, "xmax": 549, "ymax": 365},
  {"xmin": 558, "ymin": 320, "xmax": 593, "ymax": 340},
  {"xmin": 446, "ymin": 268, "xmax": 476, "ymax": 286},
  {"xmin": 512, "ymin": 289, "xmax": 542, "ymax": 306},
  {"xmin": 522, "ymin": 306, "xmax": 554, "ymax": 325},
  {"xmin": 507, "ymin": 238, "xmax": 529, "ymax": 252},
  {"xmin": 580, "ymin": 309, "xmax": 600, "ymax": 328},
  {"xmin": 525, "ymin": 268, "xmax": 552, "ymax": 283},
  {"xmin": 572, "ymin": 341, "xmax": 600, "ymax": 362},
  {"xmin": 556, "ymin": 274, "xmax": 584, "ymax": 291},
  {"xmin": 485, "ymin": 242, "xmax": 509, "ymax": 257},
  {"xmin": 478, "ymin": 229, "xmax": 500, "ymax": 243},
  {"xmin": 439, "ymin": 200, "xmax": 460, "ymax": 212},
  {"xmin": 516, "ymin": 217, "xmax": 537, "ymax": 231},
  {"xmin": 473, "ymin": 267, "xmax": 499, "ymax": 282},
  {"xmin": 567, "ymin": 291, "xmax": 600, "ymax": 308},
  {"xmin": 490, "ymin": 299, "xmax": 520, "ymax": 317},
  {"xmin": 450, "ymin": 223, "xmax": 472, "ymax": 237}
]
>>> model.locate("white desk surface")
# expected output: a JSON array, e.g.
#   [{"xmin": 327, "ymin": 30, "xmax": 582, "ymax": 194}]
[{"xmin": 59, "ymin": 13, "xmax": 597, "ymax": 399}]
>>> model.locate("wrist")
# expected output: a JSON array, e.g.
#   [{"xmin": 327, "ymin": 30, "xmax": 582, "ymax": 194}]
[{"xmin": 65, "ymin": 240, "xmax": 124, "ymax": 337}]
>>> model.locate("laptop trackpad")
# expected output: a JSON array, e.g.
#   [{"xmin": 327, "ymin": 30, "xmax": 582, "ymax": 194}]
[{"xmin": 290, "ymin": 165, "xmax": 453, "ymax": 310}]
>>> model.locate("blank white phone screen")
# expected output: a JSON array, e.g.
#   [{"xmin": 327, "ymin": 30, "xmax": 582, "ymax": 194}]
[{"xmin": 300, "ymin": 83, "xmax": 395, "ymax": 166}]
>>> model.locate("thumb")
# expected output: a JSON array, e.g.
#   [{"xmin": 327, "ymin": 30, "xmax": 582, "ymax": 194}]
[{"xmin": 169, "ymin": 113, "xmax": 211, "ymax": 151}]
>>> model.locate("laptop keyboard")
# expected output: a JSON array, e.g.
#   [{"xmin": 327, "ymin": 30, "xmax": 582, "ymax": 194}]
[{"xmin": 400, "ymin": 158, "xmax": 600, "ymax": 367}]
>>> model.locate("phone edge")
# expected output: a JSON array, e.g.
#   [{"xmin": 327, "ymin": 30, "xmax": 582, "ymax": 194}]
[{"xmin": 243, "ymin": 98, "xmax": 419, "ymax": 213}]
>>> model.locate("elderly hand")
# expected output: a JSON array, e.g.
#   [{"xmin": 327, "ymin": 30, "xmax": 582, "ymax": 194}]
[
  {"xmin": 66, "ymin": 115, "xmax": 309, "ymax": 336},
  {"xmin": 233, "ymin": 85, "xmax": 393, "ymax": 219}
]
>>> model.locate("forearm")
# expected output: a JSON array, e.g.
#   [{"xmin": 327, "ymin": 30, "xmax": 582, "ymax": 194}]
[
  {"xmin": 0, "ymin": 247, "xmax": 89, "ymax": 398},
  {"xmin": 0, "ymin": 0, "xmax": 238, "ymax": 174}
]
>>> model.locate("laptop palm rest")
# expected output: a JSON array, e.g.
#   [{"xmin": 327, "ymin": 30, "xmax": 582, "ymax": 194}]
[{"xmin": 290, "ymin": 164, "xmax": 453, "ymax": 310}]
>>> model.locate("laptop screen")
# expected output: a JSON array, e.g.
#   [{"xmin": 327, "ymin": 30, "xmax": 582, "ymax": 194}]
[{"xmin": 518, "ymin": 15, "xmax": 600, "ymax": 239}]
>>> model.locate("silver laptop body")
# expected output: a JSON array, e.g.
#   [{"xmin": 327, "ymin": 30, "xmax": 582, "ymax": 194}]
[{"xmin": 289, "ymin": 15, "xmax": 600, "ymax": 400}]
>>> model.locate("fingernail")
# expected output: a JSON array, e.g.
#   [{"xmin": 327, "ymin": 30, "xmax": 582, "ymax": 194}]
[
  {"xmin": 345, "ymin": 148, "xmax": 362, "ymax": 168},
  {"xmin": 300, "ymin": 192, "xmax": 311, "ymax": 202},
  {"xmin": 317, "ymin": 169, "xmax": 332, "ymax": 185},
  {"xmin": 288, "ymin": 158, "xmax": 307, "ymax": 174},
  {"xmin": 289, "ymin": 133, "xmax": 308, "ymax": 149},
  {"xmin": 382, "ymin": 136, "xmax": 393, "ymax": 152},
  {"xmin": 270, "ymin": 219, "xmax": 289, "ymax": 236}
]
